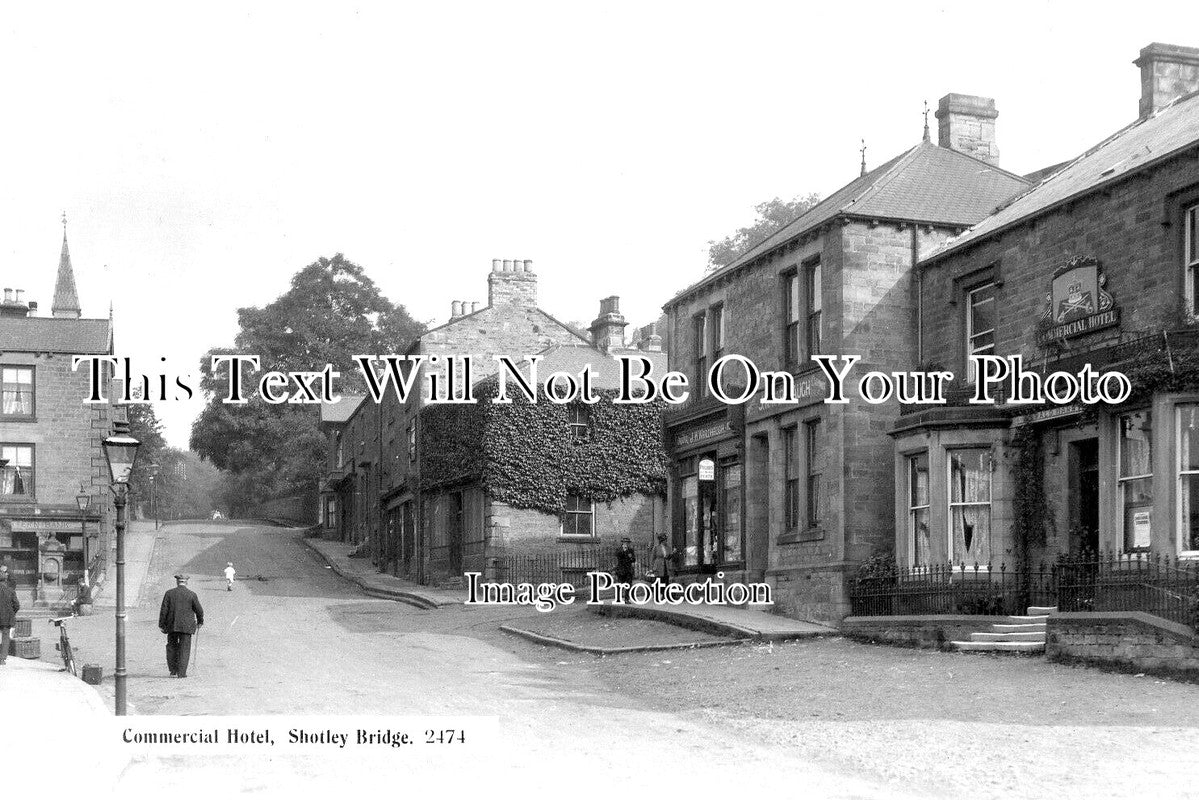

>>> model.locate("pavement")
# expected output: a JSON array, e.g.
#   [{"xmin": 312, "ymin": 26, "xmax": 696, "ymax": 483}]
[
  {"xmin": 590, "ymin": 597, "xmax": 838, "ymax": 641},
  {"xmin": 301, "ymin": 535, "xmax": 462, "ymax": 609}
]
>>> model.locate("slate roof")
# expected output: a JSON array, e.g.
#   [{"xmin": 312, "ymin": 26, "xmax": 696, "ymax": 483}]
[
  {"xmin": 667, "ymin": 142, "xmax": 1030, "ymax": 306},
  {"xmin": 925, "ymin": 90, "xmax": 1199, "ymax": 263},
  {"xmin": 0, "ymin": 316, "xmax": 111, "ymax": 354},
  {"xmin": 528, "ymin": 343, "xmax": 667, "ymax": 390},
  {"xmin": 320, "ymin": 394, "xmax": 364, "ymax": 424}
]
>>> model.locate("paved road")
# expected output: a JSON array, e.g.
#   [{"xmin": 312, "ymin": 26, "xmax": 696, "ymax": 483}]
[{"xmin": 61, "ymin": 521, "xmax": 915, "ymax": 797}]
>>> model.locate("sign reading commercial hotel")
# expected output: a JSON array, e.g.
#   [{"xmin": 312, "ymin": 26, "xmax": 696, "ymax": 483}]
[{"xmin": 1036, "ymin": 256, "xmax": 1119, "ymax": 343}]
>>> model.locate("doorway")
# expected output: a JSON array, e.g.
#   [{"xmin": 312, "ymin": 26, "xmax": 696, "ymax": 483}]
[{"xmin": 1069, "ymin": 438, "xmax": 1100, "ymax": 554}]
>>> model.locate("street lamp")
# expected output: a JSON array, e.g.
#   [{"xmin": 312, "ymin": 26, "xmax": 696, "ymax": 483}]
[
  {"xmin": 76, "ymin": 485, "xmax": 90, "ymax": 586},
  {"xmin": 102, "ymin": 419, "xmax": 140, "ymax": 717},
  {"xmin": 147, "ymin": 464, "xmax": 160, "ymax": 531}
]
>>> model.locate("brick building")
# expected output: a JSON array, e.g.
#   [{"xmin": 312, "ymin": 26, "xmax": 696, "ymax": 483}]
[
  {"xmin": 318, "ymin": 261, "xmax": 665, "ymax": 585},
  {"xmin": 0, "ymin": 228, "xmax": 115, "ymax": 607},
  {"xmin": 662, "ymin": 98, "xmax": 1029, "ymax": 622},
  {"xmin": 892, "ymin": 43, "xmax": 1199, "ymax": 568}
]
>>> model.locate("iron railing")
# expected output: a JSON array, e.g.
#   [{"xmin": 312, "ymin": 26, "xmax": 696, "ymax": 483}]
[
  {"xmin": 851, "ymin": 552, "xmax": 1199, "ymax": 629},
  {"xmin": 1057, "ymin": 551, "xmax": 1199, "ymax": 628},
  {"xmin": 495, "ymin": 544, "xmax": 655, "ymax": 587},
  {"xmin": 850, "ymin": 561, "xmax": 1057, "ymax": 617}
]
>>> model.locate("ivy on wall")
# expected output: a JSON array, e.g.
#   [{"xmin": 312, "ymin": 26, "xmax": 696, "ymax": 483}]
[
  {"xmin": 1009, "ymin": 425, "xmax": 1048, "ymax": 550},
  {"xmin": 420, "ymin": 382, "xmax": 668, "ymax": 516}
]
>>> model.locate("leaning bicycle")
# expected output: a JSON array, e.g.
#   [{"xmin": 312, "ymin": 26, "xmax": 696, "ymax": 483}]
[{"xmin": 49, "ymin": 615, "xmax": 77, "ymax": 677}]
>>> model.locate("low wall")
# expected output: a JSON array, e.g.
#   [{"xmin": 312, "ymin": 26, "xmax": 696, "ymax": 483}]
[
  {"xmin": 841, "ymin": 615, "xmax": 1010, "ymax": 650},
  {"xmin": 1046, "ymin": 612, "xmax": 1199, "ymax": 679}
]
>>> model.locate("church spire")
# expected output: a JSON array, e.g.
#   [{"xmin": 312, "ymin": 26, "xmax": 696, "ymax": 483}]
[{"xmin": 52, "ymin": 212, "xmax": 82, "ymax": 319}]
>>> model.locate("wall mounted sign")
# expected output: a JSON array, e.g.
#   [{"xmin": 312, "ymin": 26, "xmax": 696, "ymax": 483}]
[
  {"xmin": 1036, "ymin": 256, "xmax": 1120, "ymax": 343},
  {"xmin": 674, "ymin": 421, "xmax": 730, "ymax": 450},
  {"xmin": 697, "ymin": 458, "xmax": 716, "ymax": 481}
]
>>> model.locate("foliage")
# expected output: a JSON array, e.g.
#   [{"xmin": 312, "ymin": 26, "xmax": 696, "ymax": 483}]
[
  {"xmin": 706, "ymin": 193, "xmax": 821, "ymax": 270},
  {"xmin": 420, "ymin": 383, "xmax": 668, "ymax": 515},
  {"xmin": 1106, "ymin": 346, "xmax": 1199, "ymax": 406},
  {"xmin": 190, "ymin": 254, "xmax": 424, "ymax": 514},
  {"xmin": 955, "ymin": 594, "xmax": 1007, "ymax": 615},
  {"xmin": 853, "ymin": 552, "xmax": 897, "ymax": 585},
  {"xmin": 1010, "ymin": 426, "xmax": 1049, "ymax": 550}
]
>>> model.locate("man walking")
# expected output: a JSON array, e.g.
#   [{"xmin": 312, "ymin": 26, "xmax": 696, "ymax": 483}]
[
  {"xmin": 159, "ymin": 573, "xmax": 203, "ymax": 678},
  {"xmin": 0, "ymin": 572, "xmax": 19, "ymax": 666},
  {"xmin": 223, "ymin": 562, "xmax": 236, "ymax": 591}
]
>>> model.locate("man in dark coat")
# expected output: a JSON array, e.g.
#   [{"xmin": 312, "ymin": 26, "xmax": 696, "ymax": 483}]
[
  {"xmin": 159, "ymin": 573, "xmax": 203, "ymax": 678},
  {"xmin": 0, "ymin": 572, "xmax": 19, "ymax": 666}
]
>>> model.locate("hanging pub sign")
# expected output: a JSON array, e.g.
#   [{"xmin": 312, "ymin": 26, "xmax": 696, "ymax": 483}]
[
  {"xmin": 1036, "ymin": 256, "xmax": 1120, "ymax": 343},
  {"xmin": 697, "ymin": 458, "xmax": 716, "ymax": 481}
]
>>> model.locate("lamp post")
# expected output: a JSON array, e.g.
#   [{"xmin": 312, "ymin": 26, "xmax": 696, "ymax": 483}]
[
  {"xmin": 102, "ymin": 419, "xmax": 140, "ymax": 717},
  {"xmin": 147, "ymin": 463, "xmax": 160, "ymax": 531},
  {"xmin": 76, "ymin": 485, "xmax": 90, "ymax": 585}
]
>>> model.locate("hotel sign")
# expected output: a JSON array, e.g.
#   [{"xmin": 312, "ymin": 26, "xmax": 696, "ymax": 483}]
[
  {"xmin": 674, "ymin": 421, "xmax": 730, "ymax": 450},
  {"xmin": 1036, "ymin": 256, "xmax": 1119, "ymax": 343}
]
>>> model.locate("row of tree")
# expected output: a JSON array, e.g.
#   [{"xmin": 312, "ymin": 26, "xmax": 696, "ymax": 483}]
[{"xmin": 185, "ymin": 198, "xmax": 819, "ymax": 518}]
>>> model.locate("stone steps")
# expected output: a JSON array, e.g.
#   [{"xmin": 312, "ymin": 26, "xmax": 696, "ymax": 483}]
[{"xmin": 949, "ymin": 606, "xmax": 1056, "ymax": 655}]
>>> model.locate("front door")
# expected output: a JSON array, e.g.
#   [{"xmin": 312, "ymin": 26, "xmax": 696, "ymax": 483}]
[{"xmin": 1070, "ymin": 439, "xmax": 1100, "ymax": 554}]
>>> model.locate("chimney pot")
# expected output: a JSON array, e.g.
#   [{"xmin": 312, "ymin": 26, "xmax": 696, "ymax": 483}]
[
  {"xmin": 470, "ymin": 302, "xmax": 479, "ymax": 313},
  {"xmin": 503, "ymin": 260, "xmax": 512, "ymax": 272},
  {"xmin": 15, "ymin": 290, "xmax": 23, "ymax": 304},
  {"xmin": 492, "ymin": 259, "xmax": 502, "ymax": 273},
  {"xmin": 451, "ymin": 301, "xmax": 462, "ymax": 318},
  {"xmin": 935, "ymin": 93, "xmax": 1000, "ymax": 165},
  {"xmin": 27, "ymin": 301, "xmax": 37, "ymax": 316},
  {"xmin": 1135, "ymin": 42, "xmax": 1199, "ymax": 118}
]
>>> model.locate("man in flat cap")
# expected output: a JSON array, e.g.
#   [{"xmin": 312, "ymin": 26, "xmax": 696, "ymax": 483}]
[{"xmin": 159, "ymin": 573, "xmax": 203, "ymax": 678}]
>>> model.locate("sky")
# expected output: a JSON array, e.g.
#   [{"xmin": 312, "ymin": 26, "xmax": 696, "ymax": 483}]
[{"xmin": 1, "ymin": 1, "xmax": 1196, "ymax": 447}]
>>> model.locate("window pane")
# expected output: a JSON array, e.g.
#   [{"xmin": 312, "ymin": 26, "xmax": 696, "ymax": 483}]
[
  {"xmin": 970, "ymin": 295, "xmax": 995, "ymax": 334},
  {"xmin": 1123, "ymin": 478, "xmax": 1153, "ymax": 550},
  {"xmin": 911, "ymin": 508, "xmax": 930, "ymax": 565},
  {"xmin": 787, "ymin": 274, "xmax": 799, "ymax": 321},
  {"xmin": 951, "ymin": 505, "xmax": 991, "ymax": 564},
  {"xmin": 1120, "ymin": 411, "xmax": 1152, "ymax": 477},
  {"xmin": 783, "ymin": 429, "xmax": 796, "ymax": 478},
  {"xmin": 806, "ymin": 313, "xmax": 821, "ymax": 357},
  {"xmin": 1182, "ymin": 405, "xmax": 1199, "ymax": 472},
  {"xmin": 949, "ymin": 450, "xmax": 990, "ymax": 503},
  {"xmin": 712, "ymin": 307, "xmax": 724, "ymax": 350},
  {"xmin": 807, "ymin": 263, "xmax": 822, "ymax": 313},
  {"xmin": 806, "ymin": 474, "xmax": 821, "ymax": 527},
  {"xmin": 722, "ymin": 464, "xmax": 741, "ymax": 561},
  {"xmin": 1182, "ymin": 474, "xmax": 1199, "ymax": 552},
  {"xmin": 806, "ymin": 420, "xmax": 822, "ymax": 468},
  {"xmin": 682, "ymin": 476, "xmax": 698, "ymax": 567},
  {"xmin": 1188, "ymin": 205, "xmax": 1198, "ymax": 265},
  {"xmin": 909, "ymin": 453, "xmax": 929, "ymax": 507}
]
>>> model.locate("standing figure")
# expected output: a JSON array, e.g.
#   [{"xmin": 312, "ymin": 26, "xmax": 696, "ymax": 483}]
[
  {"xmin": 0, "ymin": 573, "xmax": 19, "ymax": 666},
  {"xmin": 159, "ymin": 573, "xmax": 204, "ymax": 678},
  {"xmin": 614, "ymin": 537, "xmax": 637, "ymax": 584},
  {"xmin": 650, "ymin": 534, "xmax": 674, "ymax": 585},
  {"xmin": 224, "ymin": 562, "xmax": 236, "ymax": 591}
]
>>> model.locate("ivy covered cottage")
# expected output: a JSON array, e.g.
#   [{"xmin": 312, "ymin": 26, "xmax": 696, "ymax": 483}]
[
  {"xmin": 661, "ymin": 96, "xmax": 1029, "ymax": 622},
  {"xmin": 317, "ymin": 261, "xmax": 667, "ymax": 587},
  {"xmin": 892, "ymin": 43, "xmax": 1199, "ymax": 570}
]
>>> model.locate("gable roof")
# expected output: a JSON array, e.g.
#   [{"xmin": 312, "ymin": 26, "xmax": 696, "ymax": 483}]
[
  {"xmin": 0, "ymin": 316, "xmax": 111, "ymax": 354},
  {"xmin": 666, "ymin": 142, "xmax": 1029, "ymax": 307},
  {"xmin": 924, "ymin": 90, "xmax": 1199, "ymax": 263},
  {"xmin": 320, "ymin": 394, "xmax": 364, "ymax": 425}
]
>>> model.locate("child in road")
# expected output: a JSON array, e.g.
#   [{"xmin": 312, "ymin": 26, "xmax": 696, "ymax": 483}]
[{"xmin": 224, "ymin": 562, "xmax": 236, "ymax": 591}]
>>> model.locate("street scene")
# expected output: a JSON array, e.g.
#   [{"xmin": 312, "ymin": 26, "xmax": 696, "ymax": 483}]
[
  {"xmin": 5, "ymin": 4, "xmax": 1199, "ymax": 797},
  {"xmin": 14, "ymin": 517, "xmax": 1199, "ymax": 797}
]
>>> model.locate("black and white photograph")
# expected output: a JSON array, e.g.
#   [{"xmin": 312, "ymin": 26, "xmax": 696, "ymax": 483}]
[{"xmin": 4, "ymin": 2, "xmax": 1199, "ymax": 796}]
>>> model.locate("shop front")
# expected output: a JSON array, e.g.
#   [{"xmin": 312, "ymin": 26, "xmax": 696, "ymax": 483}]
[{"xmin": 667, "ymin": 407, "xmax": 745, "ymax": 580}]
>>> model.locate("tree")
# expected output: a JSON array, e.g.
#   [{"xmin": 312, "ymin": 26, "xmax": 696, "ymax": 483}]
[
  {"xmin": 189, "ymin": 254, "xmax": 425, "ymax": 516},
  {"xmin": 706, "ymin": 193, "xmax": 821, "ymax": 270}
]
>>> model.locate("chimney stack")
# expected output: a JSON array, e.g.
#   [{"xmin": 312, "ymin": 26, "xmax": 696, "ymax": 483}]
[
  {"xmin": 589, "ymin": 296, "xmax": 628, "ymax": 353},
  {"xmin": 935, "ymin": 94, "xmax": 999, "ymax": 165},
  {"xmin": 1135, "ymin": 42, "xmax": 1199, "ymax": 119},
  {"xmin": 487, "ymin": 258, "xmax": 537, "ymax": 307},
  {"xmin": 0, "ymin": 288, "xmax": 30, "ymax": 318}
]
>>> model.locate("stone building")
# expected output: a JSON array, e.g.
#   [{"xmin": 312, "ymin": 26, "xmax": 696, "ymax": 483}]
[
  {"xmin": 662, "ymin": 96, "xmax": 1029, "ymax": 622},
  {"xmin": 318, "ymin": 260, "xmax": 666, "ymax": 585},
  {"xmin": 0, "ymin": 227, "xmax": 115, "ymax": 607},
  {"xmin": 892, "ymin": 43, "xmax": 1199, "ymax": 568}
]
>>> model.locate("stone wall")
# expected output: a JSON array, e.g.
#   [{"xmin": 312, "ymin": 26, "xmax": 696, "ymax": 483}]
[
  {"xmin": 842, "ymin": 614, "xmax": 1011, "ymax": 650},
  {"xmin": 1047, "ymin": 611, "xmax": 1199, "ymax": 679}
]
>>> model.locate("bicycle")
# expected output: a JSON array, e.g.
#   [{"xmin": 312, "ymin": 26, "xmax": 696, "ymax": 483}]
[{"xmin": 49, "ymin": 615, "xmax": 78, "ymax": 677}]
